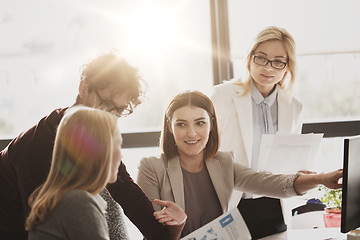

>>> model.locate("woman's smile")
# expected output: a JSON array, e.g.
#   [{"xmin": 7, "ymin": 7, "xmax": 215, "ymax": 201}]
[
  {"xmin": 184, "ymin": 140, "xmax": 201, "ymax": 145},
  {"xmin": 260, "ymin": 73, "xmax": 274, "ymax": 80}
]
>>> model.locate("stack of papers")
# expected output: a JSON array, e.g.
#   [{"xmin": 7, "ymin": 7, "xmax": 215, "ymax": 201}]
[{"xmin": 257, "ymin": 133, "xmax": 323, "ymax": 174}]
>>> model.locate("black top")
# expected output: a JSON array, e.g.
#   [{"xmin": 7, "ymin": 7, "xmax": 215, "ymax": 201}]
[{"xmin": 0, "ymin": 107, "xmax": 170, "ymax": 240}]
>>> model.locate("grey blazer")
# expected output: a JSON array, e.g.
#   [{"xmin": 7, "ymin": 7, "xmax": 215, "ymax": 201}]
[
  {"xmin": 29, "ymin": 190, "xmax": 109, "ymax": 240},
  {"xmin": 137, "ymin": 151, "xmax": 299, "ymax": 213}
]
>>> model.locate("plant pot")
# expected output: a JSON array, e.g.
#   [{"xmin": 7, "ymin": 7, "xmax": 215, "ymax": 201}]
[{"xmin": 323, "ymin": 208, "xmax": 341, "ymax": 228}]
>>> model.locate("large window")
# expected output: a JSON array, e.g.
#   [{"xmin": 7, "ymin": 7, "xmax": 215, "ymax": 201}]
[
  {"xmin": 0, "ymin": 0, "xmax": 213, "ymax": 137},
  {"xmin": 295, "ymin": 53, "xmax": 360, "ymax": 121}
]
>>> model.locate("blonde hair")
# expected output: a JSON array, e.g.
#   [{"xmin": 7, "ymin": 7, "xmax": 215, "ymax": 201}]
[
  {"xmin": 76, "ymin": 52, "xmax": 144, "ymax": 112},
  {"xmin": 236, "ymin": 26, "xmax": 296, "ymax": 95},
  {"xmin": 26, "ymin": 106, "xmax": 118, "ymax": 231}
]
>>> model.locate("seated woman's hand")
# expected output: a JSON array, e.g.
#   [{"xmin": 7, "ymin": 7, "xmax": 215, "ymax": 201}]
[{"xmin": 153, "ymin": 199, "xmax": 187, "ymax": 226}]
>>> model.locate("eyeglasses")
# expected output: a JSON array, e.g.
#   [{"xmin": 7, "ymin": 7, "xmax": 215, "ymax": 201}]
[
  {"xmin": 94, "ymin": 90, "xmax": 133, "ymax": 117},
  {"xmin": 252, "ymin": 55, "xmax": 287, "ymax": 70}
]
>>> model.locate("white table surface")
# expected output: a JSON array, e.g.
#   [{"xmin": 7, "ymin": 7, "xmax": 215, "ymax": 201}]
[{"xmin": 259, "ymin": 228, "xmax": 347, "ymax": 240}]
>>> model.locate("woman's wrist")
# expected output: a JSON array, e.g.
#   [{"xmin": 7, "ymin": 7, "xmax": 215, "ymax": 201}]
[{"xmin": 316, "ymin": 173, "xmax": 325, "ymax": 186}]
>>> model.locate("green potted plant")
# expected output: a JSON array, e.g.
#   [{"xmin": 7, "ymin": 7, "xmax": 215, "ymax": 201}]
[{"xmin": 318, "ymin": 186, "xmax": 342, "ymax": 227}]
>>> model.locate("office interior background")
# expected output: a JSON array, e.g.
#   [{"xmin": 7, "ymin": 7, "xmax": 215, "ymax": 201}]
[{"xmin": 1, "ymin": 0, "xmax": 360, "ymax": 238}]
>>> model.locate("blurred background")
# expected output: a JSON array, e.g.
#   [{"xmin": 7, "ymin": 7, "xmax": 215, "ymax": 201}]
[{"xmin": 1, "ymin": 0, "xmax": 359, "ymax": 238}]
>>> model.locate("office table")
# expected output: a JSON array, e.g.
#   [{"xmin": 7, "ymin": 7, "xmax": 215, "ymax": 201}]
[{"xmin": 260, "ymin": 228, "xmax": 346, "ymax": 240}]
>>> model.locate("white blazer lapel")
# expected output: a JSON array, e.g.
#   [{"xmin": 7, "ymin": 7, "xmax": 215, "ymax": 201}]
[
  {"xmin": 277, "ymin": 88, "xmax": 293, "ymax": 133},
  {"xmin": 233, "ymin": 92, "xmax": 253, "ymax": 165},
  {"xmin": 167, "ymin": 156, "xmax": 185, "ymax": 210},
  {"xmin": 206, "ymin": 157, "xmax": 229, "ymax": 212}
]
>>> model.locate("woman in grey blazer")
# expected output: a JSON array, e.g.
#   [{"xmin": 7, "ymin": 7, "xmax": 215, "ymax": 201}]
[{"xmin": 137, "ymin": 91, "xmax": 342, "ymax": 238}]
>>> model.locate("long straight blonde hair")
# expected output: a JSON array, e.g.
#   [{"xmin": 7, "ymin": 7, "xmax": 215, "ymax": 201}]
[
  {"xmin": 26, "ymin": 106, "xmax": 118, "ymax": 231},
  {"xmin": 236, "ymin": 26, "xmax": 297, "ymax": 96}
]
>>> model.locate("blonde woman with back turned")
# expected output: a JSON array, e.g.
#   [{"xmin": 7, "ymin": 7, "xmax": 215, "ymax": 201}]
[
  {"xmin": 26, "ymin": 106, "xmax": 122, "ymax": 239},
  {"xmin": 26, "ymin": 106, "xmax": 186, "ymax": 240}
]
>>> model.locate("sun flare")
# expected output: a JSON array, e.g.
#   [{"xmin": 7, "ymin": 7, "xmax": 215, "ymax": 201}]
[{"xmin": 107, "ymin": 2, "xmax": 183, "ymax": 58}]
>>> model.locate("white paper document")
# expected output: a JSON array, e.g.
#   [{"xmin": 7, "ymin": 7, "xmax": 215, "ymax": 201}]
[
  {"xmin": 181, "ymin": 208, "xmax": 251, "ymax": 240},
  {"xmin": 257, "ymin": 133, "xmax": 323, "ymax": 174}
]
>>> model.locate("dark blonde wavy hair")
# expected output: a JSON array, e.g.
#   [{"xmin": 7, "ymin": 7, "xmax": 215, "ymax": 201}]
[
  {"xmin": 76, "ymin": 52, "xmax": 145, "ymax": 113},
  {"xmin": 26, "ymin": 106, "xmax": 118, "ymax": 231}
]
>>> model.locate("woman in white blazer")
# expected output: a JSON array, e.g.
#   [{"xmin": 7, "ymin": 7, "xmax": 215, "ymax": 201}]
[
  {"xmin": 211, "ymin": 26, "xmax": 303, "ymax": 238},
  {"xmin": 137, "ymin": 91, "xmax": 341, "ymax": 238}
]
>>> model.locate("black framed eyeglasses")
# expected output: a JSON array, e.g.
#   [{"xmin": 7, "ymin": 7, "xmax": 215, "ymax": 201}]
[
  {"xmin": 94, "ymin": 90, "xmax": 133, "ymax": 117},
  {"xmin": 252, "ymin": 55, "xmax": 287, "ymax": 70}
]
